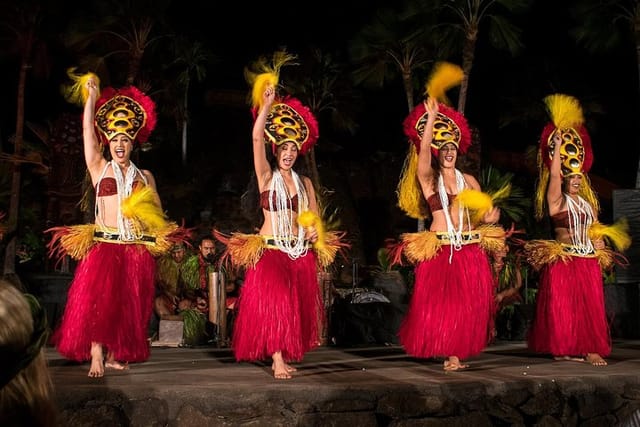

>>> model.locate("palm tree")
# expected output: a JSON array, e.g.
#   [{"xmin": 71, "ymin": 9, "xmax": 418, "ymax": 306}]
[
  {"xmin": 349, "ymin": 4, "xmax": 437, "ymax": 115},
  {"xmin": 281, "ymin": 49, "xmax": 365, "ymax": 263},
  {"xmin": 64, "ymin": 0, "xmax": 171, "ymax": 87},
  {"xmin": 168, "ymin": 37, "xmax": 215, "ymax": 166},
  {"xmin": 478, "ymin": 164, "xmax": 531, "ymax": 228},
  {"xmin": 406, "ymin": 0, "xmax": 531, "ymax": 178},
  {"xmin": 348, "ymin": 4, "xmax": 440, "ymax": 232},
  {"xmin": 0, "ymin": 1, "xmax": 55, "ymax": 282},
  {"xmin": 568, "ymin": 0, "xmax": 640, "ymax": 187},
  {"xmin": 285, "ymin": 48, "xmax": 360, "ymax": 191},
  {"xmin": 411, "ymin": 0, "xmax": 531, "ymax": 114}
]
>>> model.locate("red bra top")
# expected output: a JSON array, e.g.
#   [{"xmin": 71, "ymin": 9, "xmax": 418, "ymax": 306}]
[
  {"xmin": 551, "ymin": 210, "xmax": 589, "ymax": 229},
  {"xmin": 96, "ymin": 177, "xmax": 142, "ymax": 197},
  {"xmin": 551, "ymin": 211, "xmax": 569, "ymax": 228},
  {"xmin": 260, "ymin": 191, "xmax": 299, "ymax": 211},
  {"xmin": 426, "ymin": 193, "xmax": 456, "ymax": 212}
]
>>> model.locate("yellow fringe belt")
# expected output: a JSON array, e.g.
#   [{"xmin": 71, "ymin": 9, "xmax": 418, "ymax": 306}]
[
  {"xmin": 523, "ymin": 239, "xmax": 618, "ymax": 271},
  {"xmin": 261, "ymin": 235, "xmax": 313, "ymax": 250},
  {"xmin": 213, "ymin": 230, "xmax": 349, "ymax": 270},
  {"xmin": 396, "ymin": 224, "xmax": 506, "ymax": 264},
  {"xmin": 46, "ymin": 223, "xmax": 183, "ymax": 261}
]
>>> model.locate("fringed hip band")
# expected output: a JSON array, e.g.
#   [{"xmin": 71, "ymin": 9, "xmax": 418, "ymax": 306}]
[
  {"xmin": 561, "ymin": 243, "xmax": 596, "ymax": 257},
  {"xmin": 435, "ymin": 231, "xmax": 481, "ymax": 245},
  {"xmin": 262, "ymin": 236, "xmax": 312, "ymax": 250},
  {"xmin": 94, "ymin": 230, "xmax": 156, "ymax": 244}
]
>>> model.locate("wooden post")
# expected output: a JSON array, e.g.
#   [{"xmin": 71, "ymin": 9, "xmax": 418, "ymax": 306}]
[
  {"xmin": 318, "ymin": 270, "xmax": 333, "ymax": 346},
  {"xmin": 208, "ymin": 271, "xmax": 227, "ymax": 347},
  {"xmin": 208, "ymin": 271, "xmax": 218, "ymax": 325}
]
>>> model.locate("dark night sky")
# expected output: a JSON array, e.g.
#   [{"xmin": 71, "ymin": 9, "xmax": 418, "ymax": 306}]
[
  {"xmin": 167, "ymin": 0, "xmax": 640, "ymax": 187},
  {"xmin": 1, "ymin": 0, "xmax": 639, "ymax": 223},
  {"xmin": 1, "ymin": 0, "xmax": 637, "ymax": 186},
  {"xmin": 0, "ymin": 0, "xmax": 638, "ymax": 266}
]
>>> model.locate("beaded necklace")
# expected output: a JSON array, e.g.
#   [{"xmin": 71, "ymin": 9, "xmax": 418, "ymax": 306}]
[
  {"xmin": 95, "ymin": 160, "xmax": 148, "ymax": 241},
  {"xmin": 437, "ymin": 169, "xmax": 471, "ymax": 263},
  {"xmin": 268, "ymin": 169, "xmax": 309, "ymax": 259},
  {"xmin": 564, "ymin": 194, "xmax": 594, "ymax": 255}
]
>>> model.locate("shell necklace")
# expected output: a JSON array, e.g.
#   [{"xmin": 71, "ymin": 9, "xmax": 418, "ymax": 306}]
[
  {"xmin": 269, "ymin": 169, "xmax": 309, "ymax": 259},
  {"xmin": 565, "ymin": 194, "xmax": 595, "ymax": 255}
]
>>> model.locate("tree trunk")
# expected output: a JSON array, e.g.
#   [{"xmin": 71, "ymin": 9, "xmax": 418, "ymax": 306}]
[
  {"xmin": 182, "ymin": 79, "xmax": 190, "ymax": 166},
  {"xmin": 4, "ymin": 62, "xmax": 28, "ymax": 282},
  {"xmin": 305, "ymin": 148, "xmax": 321, "ymax": 193},
  {"xmin": 635, "ymin": 41, "xmax": 640, "ymax": 188},
  {"xmin": 457, "ymin": 28, "xmax": 477, "ymax": 115}
]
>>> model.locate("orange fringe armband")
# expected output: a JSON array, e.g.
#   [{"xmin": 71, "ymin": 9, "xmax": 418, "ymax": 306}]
[
  {"xmin": 46, "ymin": 224, "xmax": 97, "ymax": 263},
  {"xmin": 316, "ymin": 230, "xmax": 350, "ymax": 268},
  {"xmin": 213, "ymin": 230, "xmax": 266, "ymax": 270},
  {"xmin": 477, "ymin": 224, "xmax": 507, "ymax": 253},
  {"xmin": 398, "ymin": 231, "xmax": 443, "ymax": 264}
]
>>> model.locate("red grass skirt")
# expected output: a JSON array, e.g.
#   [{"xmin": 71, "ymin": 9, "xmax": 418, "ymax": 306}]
[
  {"xmin": 52, "ymin": 242, "xmax": 155, "ymax": 362},
  {"xmin": 527, "ymin": 256, "xmax": 611, "ymax": 357},
  {"xmin": 232, "ymin": 249, "xmax": 322, "ymax": 362},
  {"xmin": 398, "ymin": 243, "xmax": 494, "ymax": 360}
]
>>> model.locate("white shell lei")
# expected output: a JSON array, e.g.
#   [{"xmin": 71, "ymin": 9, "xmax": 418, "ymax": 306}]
[
  {"xmin": 564, "ymin": 194, "xmax": 595, "ymax": 255},
  {"xmin": 268, "ymin": 169, "xmax": 309, "ymax": 259},
  {"xmin": 438, "ymin": 169, "xmax": 472, "ymax": 263},
  {"xmin": 95, "ymin": 160, "xmax": 148, "ymax": 241}
]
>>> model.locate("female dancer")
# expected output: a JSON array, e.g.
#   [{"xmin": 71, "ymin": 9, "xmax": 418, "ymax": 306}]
[
  {"xmin": 395, "ymin": 62, "xmax": 505, "ymax": 371},
  {"xmin": 48, "ymin": 73, "xmax": 186, "ymax": 377},
  {"xmin": 525, "ymin": 94, "xmax": 630, "ymax": 366}
]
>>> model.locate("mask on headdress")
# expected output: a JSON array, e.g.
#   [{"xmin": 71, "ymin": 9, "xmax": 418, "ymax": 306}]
[
  {"xmin": 94, "ymin": 86, "xmax": 157, "ymax": 145},
  {"xmin": 534, "ymin": 94, "xmax": 598, "ymax": 219},
  {"xmin": 60, "ymin": 69, "xmax": 157, "ymax": 146},
  {"xmin": 397, "ymin": 62, "xmax": 471, "ymax": 219},
  {"xmin": 403, "ymin": 102, "xmax": 471, "ymax": 156},
  {"xmin": 261, "ymin": 96, "xmax": 318, "ymax": 155},
  {"xmin": 246, "ymin": 50, "xmax": 318, "ymax": 156}
]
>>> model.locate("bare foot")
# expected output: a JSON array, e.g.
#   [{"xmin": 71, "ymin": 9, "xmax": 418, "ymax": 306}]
[
  {"xmin": 586, "ymin": 353, "xmax": 607, "ymax": 366},
  {"xmin": 272, "ymin": 351, "xmax": 292, "ymax": 380},
  {"xmin": 105, "ymin": 352, "xmax": 129, "ymax": 371},
  {"xmin": 554, "ymin": 356, "xmax": 586, "ymax": 363},
  {"xmin": 443, "ymin": 356, "xmax": 468, "ymax": 372},
  {"xmin": 88, "ymin": 343, "xmax": 105, "ymax": 378},
  {"xmin": 272, "ymin": 362, "xmax": 297, "ymax": 373}
]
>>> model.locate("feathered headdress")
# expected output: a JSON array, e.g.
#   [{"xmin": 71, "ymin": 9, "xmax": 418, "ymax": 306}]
[
  {"xmin": 62, "ymin": 68, "xmax": 157, "ymax": 146},
  {"xmin": 402, "ymin": 62, "xmax": 471, "ymax": 155},
  {"xmin": 534, "ymin": 94, "xmax": 598, "ymax": 220},
  {"xmin": 397, "ymin": 62, "xmax": 470, "ymax": 219},
  {"xmin": 245, "ymin": 50, "xmax": 319, "ymax": 155}
]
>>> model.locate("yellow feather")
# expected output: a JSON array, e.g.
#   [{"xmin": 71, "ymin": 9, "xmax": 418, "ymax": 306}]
[
  {"xmin": 543, "ymin": 94, "xmax": 584, "ymax": 128},
  {"xmin": 589, "ymin": 218, "xmax": 631, "ymax": 252},
  {"xmin": 455, "ymin": 189, "xmax": 493, "ymax": 223},
  {"xmin": 396, "ymin": 146, "xmax": 427, "ymax": 219},
  {"xmin": 245, "ymin": 50, "xmax": 298, "ymax": 110},
  {"xmin": 120, "ymin": 186, "xmax": 167, "ymax": 232},
  {"xmin": 297, "ymin": 210, "xmax": 326, "ymax": 251},
  {"xmin": 61, "ymin": 68, "xmax": 100, "ymax": 107},
  {"xmin": 425, "ymin": 62, "xmax": 464, "ymax": 105},
  {"xmin": 250, "ymin": 73, "xmax": 278, "ymax": 110}
]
